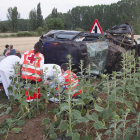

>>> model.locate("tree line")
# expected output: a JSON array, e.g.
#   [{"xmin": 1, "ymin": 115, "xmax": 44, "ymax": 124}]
[{"xmin": 0, "ymin": 0, "xmax": 140, "ymax": 34}]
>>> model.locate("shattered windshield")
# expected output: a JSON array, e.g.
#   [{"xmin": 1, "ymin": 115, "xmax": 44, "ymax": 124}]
[
  {"xmin": 86, "ymin": 41, "xmax": 108, "ymax": 75},
  {"xmin": 56, "ymin": 34, "xmax": 76, "ymax": 40}
]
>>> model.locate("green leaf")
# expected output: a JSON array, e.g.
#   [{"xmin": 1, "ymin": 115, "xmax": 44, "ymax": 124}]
[
  {"xmin": 66, "ymin": 130, "xmax": 72, "ymax": 137},
  {"xmin": 93, "ymin": 121, "xmax": 106, "ymax": 129},
  {"xmin": 72, "ymin": 132, "xmax": 80, "ymax": 140},
  {"xmin": 12, "ymin": 128, "xmax": 22, "ymax": 133},
  {"xmin": 71, "ymin": 110, "xmax": 81, "ymax": 119},
  {"xmin": 94, "ymin": 104, "xmax": 104, "ymax": 112},
  {"xmin": 49, "ymin": 108, "xmax": 59, "ymax": 114},
  {"xmin": 91, "ymin": 113, "xmax": 98, "ymax": 121},
  {"xmin": 107, "ymin": 94, "xmax": 115, "ymax": 102},
  {"xmin": 5, "ymin": 107, "xmax": 12, "ymax": 114},
  {"xmin": 104, "ymin": 130, "xmax": 111, "ymax": 136},
  {"xmin": 116, "ymin": 128, "xmax": 122, "ymax": 136},
  {"xmin": 49, "ymin": 123, "xmax": 55, "ymax": 134},
  {"xmin": 18, "ymin": 82, "xmax": 24, "ymax": 88},
  {"xmin": 49, "ymin": 133, "xmax": 57, "ymax": 140},
  {"xmin": 6, "ymin": 118, "xmax": 14, "ymax": 125},
  {"xmin": 0, "ymin": 104, "xmax": 3, "ymax": 109},
  {"xmin": 17, "ymin": 120, "xmax": 25, "ymax": 127},
  {"xmin": 118, "ymin": 122, "xmax": 124, "ymax": 129},
  {"xmin": 77, "ymin": 117, "xmax": 89, "ymax": 123},
  {"xmin": 133, "ymin": 135, "xmax": 140, "ymax": 140},
  {"xmin": 60, "ymin": 103, "xmax": 69, "ymax": 111},
  {"xmin": 14, "ymin": 94, "xmax": 23, "ymax": 100},
  {"xmin": 109, "ymin": 123, "xmax": 115, "ymax": 128},
  {"xmin": 41, "ymin": 117, "xmax": 50, "ymax": 125},
  {"xmin": 73, "ymin": 99, "xmax": 85, "ymax": 106},
  {"xmin": 21, "ymin": 98, "xmax": 28, "ymax": 107},
  {"xmin": 58, "ymin": 120, "xmax": 68, "ymax": 132},
  {"xmin": 132, "ymin": 123, "xmax": 137, "ymax": 127},
  {"xmin": 125, "ymin": 101, "xmax": 136, "ymax": 113},
  {"xmin": 31, "ymin": 88, "xmax": 37, "ymax": 93},
  {"xmin": 103, "ymin": 108, "xmax": 111, "ymax": 119},
  {"xmin": 0, "ymin": 112, "xmax": 5, "ymax": 116},
  {"xmin": 116, "ymin": 97, "xmax": 124, "ymax": 103},
  {"xmin": 81, "ymin": 135, "xmax": 93, "ymax": 140},
  {"xmin": 86, "ymin": 113, "xmax": 94, "ymax": 121},
  {"xmin": 81, "ymin": 108, "xmax": 86, "ymax": 115}
]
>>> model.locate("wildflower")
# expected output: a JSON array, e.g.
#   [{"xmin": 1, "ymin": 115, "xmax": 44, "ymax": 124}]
[
  {"xmin": 126, "ymin": 108, "xmax": 130, "ymax": 113},
  {"xmin": 46, "ymin": 99, "xmax": 49, "ymax": 103},
  {"xmin": 97, "ymin": 97, "xmax": 101, "ymax": 102},
  {"xmin": 135, "ymin": 103, "xmax": 138, "ymax": 109},
  {"xmin": 115, "ymin": 115, "xmax": 119, "ymax": 121},
  {"xmin": 54, "ymin": 115, "xmax": 57, "ymax": 121}
]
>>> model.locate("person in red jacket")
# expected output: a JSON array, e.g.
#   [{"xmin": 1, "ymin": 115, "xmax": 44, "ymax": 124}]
[
  {"xmin": 20, "ymin": 41, "xmax": 44, "ymax": 102},
  {"xmin": 45, "ymin": 63, "xmax": 82, "ymax": 98}
]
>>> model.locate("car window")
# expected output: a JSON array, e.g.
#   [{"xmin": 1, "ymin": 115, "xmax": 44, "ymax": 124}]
[
  {"xmin": 137, "ymin": 38, "xmax": 140, "ymax": 40},
  {"xmin": 74, "ymin": 37, "xmax": 85, "ymax": 41},
  {"xmin": 48, "ymin": 34, "xmax": 54, "ymax": 38},
  {"xmin": 56, "ymin": 34, "xmax": 76, "ymax": 40}
]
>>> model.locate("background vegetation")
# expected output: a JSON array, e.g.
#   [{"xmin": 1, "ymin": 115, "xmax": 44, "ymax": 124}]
[{"xmin": 0, "ymin": 0, "xmax": 140, "ymax": 35}]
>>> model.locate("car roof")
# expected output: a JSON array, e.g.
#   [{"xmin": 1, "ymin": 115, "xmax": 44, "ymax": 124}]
[{"xmin": 42, "ymin": 30, "xmax": 82, "ymax": 37}]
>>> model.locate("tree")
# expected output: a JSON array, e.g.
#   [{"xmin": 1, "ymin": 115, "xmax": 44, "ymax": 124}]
[
  {"xmin": 0, "ymin": 22, "xmax": 8, "ymax": 32},
  {"xmin": 36, "ymin": 3, "xmax": 43, "ymax": 28},
  {"xmin": 47, "ymin": 18, "xmax": 64, "ymax": 30},
  {"xmin": 18, "ymin": 19, "xmax": 28, "ymax": 31},
  {"xmin": 52, "ymin": 7, "xmax": 57, "ymax": 18},
  {"xmin": 7, "ymin": 6, "xmax": 20, "ymax": 32},
  {"xmin": 28, "ymin": 8, "xmax": 37, "ymax": 31}
]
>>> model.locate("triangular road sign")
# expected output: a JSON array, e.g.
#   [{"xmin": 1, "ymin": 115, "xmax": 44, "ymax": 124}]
[{"xmin": 90, "ymin": 19, "xmax": 103, "ymax": 34}]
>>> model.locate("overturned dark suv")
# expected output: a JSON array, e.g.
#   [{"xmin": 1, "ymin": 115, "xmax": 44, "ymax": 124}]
[{"xmin": 39, "ymin": 22, "xmax": 139, "ymax": 75}]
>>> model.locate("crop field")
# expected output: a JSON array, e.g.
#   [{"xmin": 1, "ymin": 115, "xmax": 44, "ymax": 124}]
[
  {"xmin": 1, "ymin": 53, "xmax": 140, "ymax": 140},
  {"xmin": 0, "ymin": 37, "xmax": 39, "ymax": 55}
]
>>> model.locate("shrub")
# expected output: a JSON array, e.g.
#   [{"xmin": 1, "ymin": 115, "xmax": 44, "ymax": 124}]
[
  {"xmin": 75, "ymin": 28, "xmax": 84, "ymax": 32},
  {"xmin": 36, "ymin": 27, "xmax": 44, "ymax": 36},
  {"xmin": 17, "ymin": 31, "xmax": 38, "ymax": 37}
]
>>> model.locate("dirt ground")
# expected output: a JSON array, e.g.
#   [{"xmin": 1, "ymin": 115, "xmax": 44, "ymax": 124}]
[{"xmin": 0, "ymin": 37, "xmax": 39, "ymax": 55}]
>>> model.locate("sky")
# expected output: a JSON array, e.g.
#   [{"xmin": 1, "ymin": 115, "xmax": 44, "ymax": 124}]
[{"xmin": 0, "ymin": 0, "xmax": 120, "ymax": 21}]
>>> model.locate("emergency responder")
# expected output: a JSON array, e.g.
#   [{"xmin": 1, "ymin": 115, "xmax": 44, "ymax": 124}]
[
  {"xmin": 20, "ymin": 41, "xmax": 44, "ymax": 102},
  {"xmin": 0, "ymin": 53, "xmax": 21, "ymax": 99},
  {"xmin": 45, "ymin": 63, "xmax": 82, "ymax": 99}
]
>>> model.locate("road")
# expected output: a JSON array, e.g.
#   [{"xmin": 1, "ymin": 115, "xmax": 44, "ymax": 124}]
[
  {"xmin": 0, "ymin": 55, "xmax": 5, "ymax": 62},
  {"xmin": 0, "ymin": 54, "xmax": 24, "ymax": 62}
]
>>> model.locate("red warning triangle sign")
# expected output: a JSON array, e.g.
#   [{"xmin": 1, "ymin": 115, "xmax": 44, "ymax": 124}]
[{"xmin": 90, "ymin": 19, "xmax": 103, "ymax": 34}]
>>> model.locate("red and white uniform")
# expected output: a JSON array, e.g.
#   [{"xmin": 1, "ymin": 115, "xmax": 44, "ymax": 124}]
[
  {"xmin": 57, "ymin": 70, "xmax": 82, "ymax": 97},
  {"xmin": 20, "ymin": 50, "xmax": 44, "ymax": 82},
  {"xmin": 20, "ymin": 50, "xmax": 44, "ymax": 101}
]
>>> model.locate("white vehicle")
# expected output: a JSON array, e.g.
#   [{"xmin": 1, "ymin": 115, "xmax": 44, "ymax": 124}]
[{"xmin": 137, "ymin": 37, "xmax": 140, "ymax": 44}]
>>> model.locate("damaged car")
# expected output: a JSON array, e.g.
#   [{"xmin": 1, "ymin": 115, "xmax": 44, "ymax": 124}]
[{"xmin": 39, "ymin": 22, "xmax": 139, "ymax": 75}]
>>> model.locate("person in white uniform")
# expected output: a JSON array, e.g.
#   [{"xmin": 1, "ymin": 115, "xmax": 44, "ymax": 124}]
[
  {"xmin": 0, "ymin": 53, "xmax": 21, "ymax": 99},
  {"xmin": 43, "ymin": 64, "xmax": 61, "ymax": 81},
  {"xmin": 43, "ymin": 64, "xmax": 62, "ymax": 103}
]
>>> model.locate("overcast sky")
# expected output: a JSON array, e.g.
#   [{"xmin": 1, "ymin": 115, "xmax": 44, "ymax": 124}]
[{"xmin": 0, "ymin": 0, "xmax": 120, "ymax": 21}]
